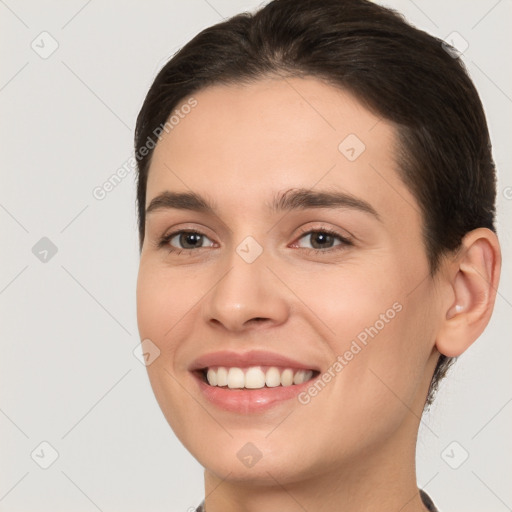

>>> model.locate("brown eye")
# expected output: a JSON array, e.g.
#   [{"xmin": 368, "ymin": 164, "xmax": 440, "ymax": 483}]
[
  {"xmin": 296, "ymin": 229, "xmax": 349, "ymax": 251},
  {"xmin": 165, "ymin": 231, "xmax": 214, "ymax": 250},
  {"xmin": 306, "ymin": 232, "xmax": 337, "ymax": 249}
]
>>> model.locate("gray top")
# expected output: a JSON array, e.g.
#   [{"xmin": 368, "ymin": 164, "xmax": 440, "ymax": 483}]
[{"xmin": 195, "ymin": 489, "xmax": 438, "ymax": 511}]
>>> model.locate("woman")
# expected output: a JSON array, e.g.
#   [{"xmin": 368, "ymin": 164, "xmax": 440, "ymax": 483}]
[{"xmin": 134, "ymin": 1, "xmax": 501, "ymax": 510}]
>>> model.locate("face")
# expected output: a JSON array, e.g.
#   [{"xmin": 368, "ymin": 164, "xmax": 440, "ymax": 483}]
[{"xmin": 136, "ymin": 77, "xmax": 441, "ymax": 485}]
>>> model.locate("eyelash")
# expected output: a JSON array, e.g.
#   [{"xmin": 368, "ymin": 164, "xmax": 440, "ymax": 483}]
[{"xmin": 158, "ymin": 226, "xmax": 353, "ymax": 256}]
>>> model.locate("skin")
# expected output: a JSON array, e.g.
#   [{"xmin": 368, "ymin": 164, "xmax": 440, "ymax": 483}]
[{"xmin": 136, "ymin": 76, "xmax": 501, "ymax": 512}]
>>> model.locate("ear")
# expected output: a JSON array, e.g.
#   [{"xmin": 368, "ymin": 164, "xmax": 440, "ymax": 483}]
[{"xmin": 436, "ymin": 228, "xmax": 501, "ymax": 357}]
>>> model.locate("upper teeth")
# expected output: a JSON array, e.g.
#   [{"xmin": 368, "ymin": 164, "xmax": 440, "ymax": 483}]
[{"xmin": 205, "ymin": 366, "xmax": 314, "ymax": 389}]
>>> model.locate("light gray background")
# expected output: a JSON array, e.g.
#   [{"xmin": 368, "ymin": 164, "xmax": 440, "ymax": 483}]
[{"xmin": 0, "ymin": 1, "xmax": 510, "ymax": 511}]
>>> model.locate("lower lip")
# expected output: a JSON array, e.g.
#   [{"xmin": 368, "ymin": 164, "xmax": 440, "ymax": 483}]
[{"xmin": 191, "ymin": 371, "xmax": 316, "ymax": 413}]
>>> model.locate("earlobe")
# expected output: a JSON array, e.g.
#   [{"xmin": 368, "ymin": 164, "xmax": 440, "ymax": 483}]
[{"xmin": 436, "ymin": 228, "xmax": 501, "ymax": 358}]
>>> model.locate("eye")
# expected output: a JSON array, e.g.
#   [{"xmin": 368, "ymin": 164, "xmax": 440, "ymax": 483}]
[
  {"xmin": 158, "ymin": 227, "xmax": 352, "ymax": 255},
  {"xmin": 294, "ymin": 228, "xmax": 352, "ymax": 252},
  {"xmin": 160, "ymin": 230, "xmax": 215, "ymax": 252}
]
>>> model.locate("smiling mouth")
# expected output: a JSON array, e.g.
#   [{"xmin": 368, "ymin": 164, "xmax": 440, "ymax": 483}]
[{"xmin": 197, "ymin": 366, "xmax": 320, "ymax": 390}]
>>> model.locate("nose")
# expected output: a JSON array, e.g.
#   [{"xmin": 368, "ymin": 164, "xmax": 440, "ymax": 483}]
[{"xmin": 202, "ymin": 245, "xmax": 290, "ymax": 333}]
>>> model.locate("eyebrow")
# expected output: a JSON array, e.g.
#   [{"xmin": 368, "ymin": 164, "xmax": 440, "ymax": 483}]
[{"xmin": 146, "ymin": 188, "xmax": 380, "ymax": 220}]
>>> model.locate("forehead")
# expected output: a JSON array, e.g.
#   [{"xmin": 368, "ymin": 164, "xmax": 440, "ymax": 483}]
[{"xmin": 147, "ymin": 76, "xmax": 419, "ymax": 232}]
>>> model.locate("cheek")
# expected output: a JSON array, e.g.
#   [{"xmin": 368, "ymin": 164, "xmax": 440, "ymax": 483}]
[
  {"xmin": 135, "ymin": 259, "xmax": 211, "ymax": 389},
  {"xmin": 136, "ymin": 261, "xmax": 199, "ymax": 343},
  {"xmin": 136, "ymin": 262, "xmax": 198, "ymax": 437},
  {"xmin": 289, "ymin": 265, "xmax": 432, "ymax": 423},
  {"xmin": 289, "ymin": 263, "xmax": 404, "ymax": 353},
  {"xmin": 135, "ymin": 261, "xmax": 195, "ymax": 405}
]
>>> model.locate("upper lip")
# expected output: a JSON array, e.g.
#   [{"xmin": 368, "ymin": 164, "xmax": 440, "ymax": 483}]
[{"xmin": 189, "ymin": 350, "xmax": 320, "ymax": 372}]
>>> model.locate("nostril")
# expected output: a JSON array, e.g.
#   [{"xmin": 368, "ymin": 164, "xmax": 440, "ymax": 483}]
[{"xmin": 247, "ymin": 317, "xmax": 268, "ymax": 325}]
